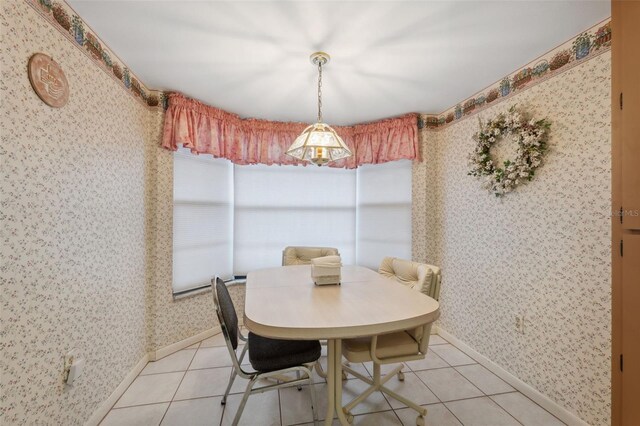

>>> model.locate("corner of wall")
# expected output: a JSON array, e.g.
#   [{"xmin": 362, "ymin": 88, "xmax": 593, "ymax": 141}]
[{"xmin": 412, "ymin": 126, "xmax": 441, "ymax": 265}]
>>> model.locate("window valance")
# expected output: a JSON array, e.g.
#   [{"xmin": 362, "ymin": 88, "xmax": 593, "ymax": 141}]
[{"xmin": 161, "ymin": 93, "xmax": 420, "ymax": 168}]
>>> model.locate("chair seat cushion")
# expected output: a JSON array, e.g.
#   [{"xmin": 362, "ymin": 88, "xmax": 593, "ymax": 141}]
[
  {"xmin": 248, "ymin": 333, "xmax": 321, "ymax": 373},
  {"xmin": 342, "ymin": 331, "xmax": 419, "ymax": 363}
]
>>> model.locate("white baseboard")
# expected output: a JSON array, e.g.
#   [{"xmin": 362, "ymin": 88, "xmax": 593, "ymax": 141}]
[
  {"xmin": 86, "ymin": 326, "xmax": 222, "ymax": 426},
  {"xmin": 153, "ymin": 326, "xmax": 221, "ymax": 361},
  {"xmin": 435, "ymin": 327, "xmax": 589, "ymax": 426},
  {"xmin": 85, "ymin": 353, "xmax": 149, "ymax": 426}
]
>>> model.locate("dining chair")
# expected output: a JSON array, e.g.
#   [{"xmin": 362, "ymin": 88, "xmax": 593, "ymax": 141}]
[
  {"xmin": 341, "ymin": 321, "xmax": 437, "ymax": 426},
  {"xmin": 212, "ymin": 277, "xmax": 321, "ymax": 426},
  {"xmin": 340, "ymin": 259, "xmax": 442, "ymax": 426},
  {"xmin": 282, "ymin": 246, "xmax": 340, "ymax": 266},
  {"xmin": 378, "ymin": 257, "xmax": 442, "ymax": 300}
]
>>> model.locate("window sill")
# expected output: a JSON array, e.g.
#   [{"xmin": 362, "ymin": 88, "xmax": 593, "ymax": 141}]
[{"xmin": 172, "ymin": 278, "xmax": 246, "ymax": 302}]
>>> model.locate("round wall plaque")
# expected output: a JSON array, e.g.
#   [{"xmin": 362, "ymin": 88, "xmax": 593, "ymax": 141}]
[{"xmin": 28, "ymin": 53, "xmax": 69, "ymax": 108}]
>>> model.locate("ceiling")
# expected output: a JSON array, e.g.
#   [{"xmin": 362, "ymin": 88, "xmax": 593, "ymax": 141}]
[{"xmin": 69, "ymin": 1, "xmax": 610, "ymax": 125}]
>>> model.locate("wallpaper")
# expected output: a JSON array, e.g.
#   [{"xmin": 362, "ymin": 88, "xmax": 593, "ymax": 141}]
[
  {"xmin": 0, "ymin": 1, "xmax": 152, "ymax": 423},
  {"xmin": 2, "ymin": 0, "xmax": 612, "ymax": 424},
  {"xmin": 412, "ymin": 131, "xmax": 439, "ymax": 264},
  {"xmin": 416, "ymin": 52, "xmax": 612, "ymax": 425},
  {"xmin": 147, "ymin": 109, "xmax": 218, "ymax": 351}
]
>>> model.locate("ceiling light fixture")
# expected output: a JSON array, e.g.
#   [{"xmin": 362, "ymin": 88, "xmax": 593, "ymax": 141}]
[{"xmin": 286, "ymin": 52, "xmax": 352, "ymax": 166}]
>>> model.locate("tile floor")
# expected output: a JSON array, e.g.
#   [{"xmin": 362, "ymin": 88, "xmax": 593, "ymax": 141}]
[{"xmin": 100, "ymin": 332, "xmax": 565, "ymax": 426}]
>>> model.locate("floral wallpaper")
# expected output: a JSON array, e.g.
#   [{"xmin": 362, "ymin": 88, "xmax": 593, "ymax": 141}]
[
  {"xmin": 412, "ymin": 130, "xmax": 440, "ymax": 265},
  {"xmin": 415, "ymin": 52, "xmax": 612, "ymax": 425},
  {"xmin": 146, "ymin": 110, "xmax": 219, "ymax": 352},
  {"xmin": 0, "ymin": 1, "xmax": 155, "ymax": 423},
  {"xmin": 3, "ymin": 0, "xmax": 613, "ymax": 424}
]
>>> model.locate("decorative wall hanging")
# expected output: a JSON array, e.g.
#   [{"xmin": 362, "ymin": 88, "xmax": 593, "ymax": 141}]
[
  {"xmin": 27, "ymin": 53, "xmax": 69, "ymax": 108},
  {"xmin": 468, "ymin": 106, "xmax": 550, "ymax": 196}
]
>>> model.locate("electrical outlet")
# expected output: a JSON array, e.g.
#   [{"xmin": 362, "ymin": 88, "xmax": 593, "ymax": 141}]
[
  {"xmin": 63, "ymin": 350, "xmax": 76, "ymax": 384},
  {"xmin": 515, "ymin": 315, "xmax": 525, "ymax": 334},
  {"xmin": 63, "ymin": 349, "xmax": 86, "ymax": 385}
]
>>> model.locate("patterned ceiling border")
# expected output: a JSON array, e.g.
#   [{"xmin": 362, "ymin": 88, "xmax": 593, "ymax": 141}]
[
  {"xmin": 26, "ymin": 0, "xmax": 167, "ymax": 109},
  {"xmin": 419, "ymin": 18, "xmax": 611, "ymax": 130},
  {"xmin": 27, "ymin": 0, "xmax": 610, "ymax": 123}
]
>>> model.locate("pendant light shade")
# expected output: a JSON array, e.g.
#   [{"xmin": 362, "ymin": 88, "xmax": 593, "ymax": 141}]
[
  {"xmin": 286, "ymin": 52, "xmax": 352, "ymax": 166},
  {"xmin": 287, "ymin": 122, "xmax": 352, "ymax": 166}
]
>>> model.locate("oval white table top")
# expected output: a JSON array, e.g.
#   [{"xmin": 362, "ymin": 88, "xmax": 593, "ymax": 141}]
[{"xmin": 244, "ymin": 265, "xmax": 440, "ymax": 340}]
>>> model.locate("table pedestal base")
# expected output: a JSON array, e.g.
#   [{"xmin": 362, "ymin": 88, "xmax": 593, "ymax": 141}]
[{"xmin": 325, "ymin": 339, "xmax": 350, "ymax": 426}]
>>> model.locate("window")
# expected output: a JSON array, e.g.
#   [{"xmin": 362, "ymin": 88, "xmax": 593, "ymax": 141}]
[
  {"xmin": 233, "ymin": 164, "xmax": 356, "ymax": 274},
  {"xmin": 356, "ymin": 160, "xmax": 412, "ymax": 270},
  {"xmin": 172, "ymin": 149, "xmax": 233, "ymax": 294},
  {"xmin": 172, "ymin": 152, "xmax": 412, "ymax": 294}
]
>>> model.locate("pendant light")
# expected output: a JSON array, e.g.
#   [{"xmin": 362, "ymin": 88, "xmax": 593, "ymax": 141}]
[{"xmin": 286, "ymin": 52, "xmax": 352, "ymax": 166}]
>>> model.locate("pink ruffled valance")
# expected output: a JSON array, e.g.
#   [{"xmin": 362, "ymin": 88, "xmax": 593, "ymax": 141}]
[{"xmin": 162, "ymin": 93, "xmax": 420, "ymax": 168}]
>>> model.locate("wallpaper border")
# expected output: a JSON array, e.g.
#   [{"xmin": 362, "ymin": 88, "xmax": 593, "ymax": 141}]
[
  {"xmin": 25, "ymin": 0, "xmax": 167, "ymax": 109},
  {"xmin": 419, "ymin": 18, "xmax": 611, "ymax": 130},
  {"xmin": 26, "ymin": 0, "xmax": 610, "ymax": 131}
]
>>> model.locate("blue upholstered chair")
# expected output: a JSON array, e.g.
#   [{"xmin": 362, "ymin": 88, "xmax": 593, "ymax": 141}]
[{"xmin": 212, "ymin": 277, "xmax": 321, "ymax": 426}]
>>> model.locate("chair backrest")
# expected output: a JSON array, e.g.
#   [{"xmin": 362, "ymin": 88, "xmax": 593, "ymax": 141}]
[
  {"xmin": 212, "ymin": 277, "xmax": 239, "ymax": 350},
  {"xmin": 379, "ymin": 257, "xmax": 442, "ymax": 300},
  {"xmin": 282, "ymin": 246, "xmax": 340, "ymax": 266},
  {"xmin": 378, "ymin": 257, "xmax": 441, "ymax": 354}
]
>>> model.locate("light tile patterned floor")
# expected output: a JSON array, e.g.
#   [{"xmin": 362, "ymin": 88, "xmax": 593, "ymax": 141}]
[{"xmin": 100, "ymin": 332, "xmax": 565, "ymax": 426}]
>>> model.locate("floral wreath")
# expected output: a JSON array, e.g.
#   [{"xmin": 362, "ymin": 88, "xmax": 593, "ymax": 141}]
[{"xmin": 468, "ymin": 106, "xmax": 551, "ymax": 196}]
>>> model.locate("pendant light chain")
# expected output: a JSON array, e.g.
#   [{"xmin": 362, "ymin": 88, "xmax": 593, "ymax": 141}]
[
  {"xmin": 286, "ymin": 52, "xmax": 352, "ymax": 166},
  {"xmin": 317, "ymin": 61, "xmax": 323, "ymax": 123}
]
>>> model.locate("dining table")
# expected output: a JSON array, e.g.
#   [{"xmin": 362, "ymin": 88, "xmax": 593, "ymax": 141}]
[{"xmin": 244, "ymin": 264, "xmax": 440, "ymax": 426}]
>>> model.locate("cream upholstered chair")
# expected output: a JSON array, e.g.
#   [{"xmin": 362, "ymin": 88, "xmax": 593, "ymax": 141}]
[
  {"xmin": 378, "ymin": 257, "xmax": 442, "ymax": 300},
  {"xmin": 340, "ymin": 258, "xmax": 442, "ymax": 426},
  {"xmin": 341, "ymin": 321, "xmax": 438, "ymax": 425},
  {"xmin": 282, "ymin": 246, "xmax": 340, "ymax": 266}
]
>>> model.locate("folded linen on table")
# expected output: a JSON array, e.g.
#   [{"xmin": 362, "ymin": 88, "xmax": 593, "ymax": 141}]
[{"xmin": 311, "ymin": 255, "xmax": 342, "ymax": 285}]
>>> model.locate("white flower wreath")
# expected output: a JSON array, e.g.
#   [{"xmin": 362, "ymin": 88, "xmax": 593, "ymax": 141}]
[{"xmin": 468, "ymin": 106, "xmax": 551, "ymax": 196}]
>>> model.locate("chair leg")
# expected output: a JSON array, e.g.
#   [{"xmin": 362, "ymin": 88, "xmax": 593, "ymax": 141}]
[
  {"xmin": 222, "ymin": 367, "xmax": 238, "ymax": 405},
  {"xmin": 305, "ymin": 367, "xmax": 319, "ymax": 426},
  {"xmin": 232, "ymin": 377, "xmax": 257, "ymax": 426},
  {"xmin": 343, "ymin": 363, "xmax": 405, "ymax": 415},
  {"xmin": 379, "ymin": 384, "xmax": 427, "ymax": 417},
  {"xmin": 397, "ymin": 366, "xmax": 405, "ymax": 381},
  {"xmin": 343, "ymin": 364, "xmax": 384, "ymax": 415},
  {"xmin": 342, "ymin": 365, "xmax": 373, "ymax": 384},
  {"xmin": 373, "ymin": 363, "xmax": 381, "ymax": 385},
  {"xmin": 371, "ymin": 364, "xmax": 427, "ymax": 418},
  {"xmin": 237, "ymin": 343, "xmax": 249, "ymax": 364},
  {"xmin": 314, "ymin": 359, "xmax": 327, "ymax": 379}
]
